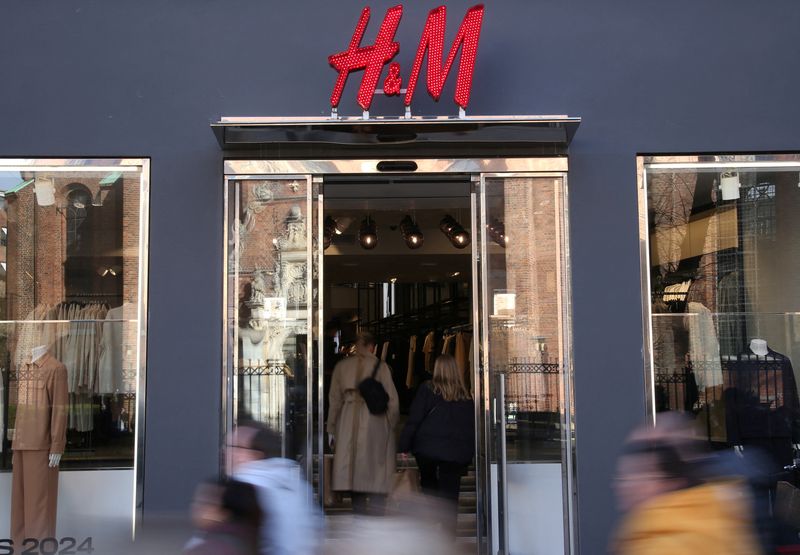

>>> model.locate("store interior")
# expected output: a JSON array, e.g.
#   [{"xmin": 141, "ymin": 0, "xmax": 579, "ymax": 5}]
[{"xmin": 321, "ymin": 174, "xmax": 477, "ymax": 543}]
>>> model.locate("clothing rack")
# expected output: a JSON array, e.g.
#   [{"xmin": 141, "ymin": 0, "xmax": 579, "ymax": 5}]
[
  {"xmin": 363, "ymin": 295, "xmax": 471, "ymax": 339},
  {"xmin": 64, "ymin": 293, "xmax": 120, "ymax": 300},
  {"xmin": 444, "ymin": 323, "xmax": 472, "ymax": 333}
]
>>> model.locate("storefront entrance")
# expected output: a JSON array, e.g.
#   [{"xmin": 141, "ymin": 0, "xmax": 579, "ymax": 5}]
[{"xmin": 222, "ymin": 155, "xmax": 575, "ymax": 554}]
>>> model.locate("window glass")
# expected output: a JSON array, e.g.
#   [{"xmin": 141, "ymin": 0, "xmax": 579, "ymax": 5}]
[
  {"xmin": 643, "ymin": 156, "xmax": 800, "ymax": 472},
  {"xmin": 226, "ymin": 178, "xmax": 311, "ymax": 462},
  {"xmin": 0, "ymin": 159, "xmax": 148, "ymax": 545}
]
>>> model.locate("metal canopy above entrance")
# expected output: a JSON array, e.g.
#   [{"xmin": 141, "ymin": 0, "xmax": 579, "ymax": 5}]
[{"xmin": 212, "ymin": 115, "xmax": 580, "ymax": 158}]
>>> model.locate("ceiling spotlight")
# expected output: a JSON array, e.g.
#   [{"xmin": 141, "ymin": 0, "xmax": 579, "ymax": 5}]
[
  {"xmin": 439, "ymin": 215, "xmax": 471, "ymax": 249},
  {"xmin": 359, "ymin": 216, "xmax": 378, "ymax": 250},
  {"xmin": 323, "ymin": 216, "xmax": 341, "ymax": 250},
  {"xmin": 399, "ymin": 215, "xmax": 424, "ymax": 249},
  {"xmin": 488, "ymin": 218, "xmax": 508, "ymax": 248}
]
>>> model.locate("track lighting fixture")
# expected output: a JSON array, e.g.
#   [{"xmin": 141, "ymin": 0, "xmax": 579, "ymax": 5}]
[
  {"xmin": 439, "ymin": 215, "xmax": 471, "ymax": 249},
  {"xmin": 399, "ymin": 215, "xmax": 424, "ymax": 249},
  {"xmin": 359, "ymin": 216, "xmax": 378, "ymax": 250},
  {"xmin": 488, "ymin": 218, "xmax": 508, "ymax": 248}
]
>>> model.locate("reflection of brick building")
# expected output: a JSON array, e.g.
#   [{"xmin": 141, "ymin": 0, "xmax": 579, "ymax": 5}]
[
  {"xmin": 491, "ymin": 178, "xmax": 563, "ymax": 414},
  {"xmin": 231, "ymin": 179, "xmax": 309, "ymax": 430},
  {"xmin": 233, "ymin": 179, "xmax": 309, "ymax": 330},
  {"xmin": 5, "ymin": 173, "xmax": 141, "ymax": 321}
]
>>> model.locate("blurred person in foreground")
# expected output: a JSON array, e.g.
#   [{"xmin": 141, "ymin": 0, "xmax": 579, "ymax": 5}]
[
  {"xmin": 184, "ymin": 478, "xmax": 262, "ymax": 555},
  {"xmin": 230, "ymin": 420, "xmax": 320, "ymax": 555},
  {"xmin": 328, "ymin": 331, "xmax": 399, "ymax": 515},
  {"xmin": 398, "ymin": 354, "xmax": 474, "ymax": 537},
  {"xmin": 611, "ymin": 413, "xmax": 763, "ymax": 555}
]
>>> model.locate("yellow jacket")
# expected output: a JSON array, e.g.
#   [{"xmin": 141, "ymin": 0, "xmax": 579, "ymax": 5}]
[{"xmin": 612, "ymin": 481, "xmax": 762, "ymax": 555}]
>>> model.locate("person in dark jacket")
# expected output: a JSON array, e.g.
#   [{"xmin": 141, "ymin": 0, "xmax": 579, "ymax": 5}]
[
  {"xmin": 399, "ymin": 354, "xmax": 475, "ymax": 536},
  {"xmin": 184, "ymin": 478, "xmax": 262, "ymax": 555}
]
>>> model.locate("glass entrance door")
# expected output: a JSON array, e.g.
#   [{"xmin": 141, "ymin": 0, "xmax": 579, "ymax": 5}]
[
  {"xmin": 224, "ymin": 175, "xmax": 318, "ymax": 483},
  {"xmin": 476, "ymin": 174, "xmax": 576, "ymax": 555},
  {"xmin": 223, "ymin": 160, "xmax": 575, "ymax": 555}
]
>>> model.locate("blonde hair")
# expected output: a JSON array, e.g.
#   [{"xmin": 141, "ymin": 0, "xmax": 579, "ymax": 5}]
[{"xmin": 432, "ymin": 354, "xmax": 471, "ymax": 402}]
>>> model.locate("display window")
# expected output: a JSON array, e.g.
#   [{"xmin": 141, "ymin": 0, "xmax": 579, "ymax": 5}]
[
  {"xmin": 640, "ymin": 154, "xmax": 800, "ymax": 471},
  {"xmin": 0, "ymin": 159, "xmax": 149, "ymax": 550}
]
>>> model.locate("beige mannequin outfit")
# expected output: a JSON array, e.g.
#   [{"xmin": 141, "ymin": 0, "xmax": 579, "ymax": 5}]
[{"xmin": 11, "ymin": 352, "xmax": 68, "ymax": 544}]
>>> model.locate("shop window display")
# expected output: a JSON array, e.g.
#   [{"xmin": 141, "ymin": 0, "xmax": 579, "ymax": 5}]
[
  {"xmin": 0, "ymin": 159, "xmax": 148, "ymax": 544},
  {"xmin": 641, "ymin": 155, "xmax": 800, "ymax": 473}
]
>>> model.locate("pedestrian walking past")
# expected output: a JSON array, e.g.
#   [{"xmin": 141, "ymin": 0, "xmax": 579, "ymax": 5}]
[
  {"xmin": 230, "ymin": 421, "xmax": 321, "ymax": 555},
  {"xmin": 184, "ymin": 478, "xmax": 262, "ymax": 555},
  {"xmin": 611, "ymin": 414, "xmax": 763, "ymax": 555}
]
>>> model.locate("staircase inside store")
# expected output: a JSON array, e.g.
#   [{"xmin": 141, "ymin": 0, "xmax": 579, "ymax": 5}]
[{"xmin": 316, "ymin": 454, "xmax": 478, "ymax": 549}]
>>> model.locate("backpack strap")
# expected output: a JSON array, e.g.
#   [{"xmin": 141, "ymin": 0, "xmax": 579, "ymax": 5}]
[{"xmin": 371, "ymin": 357, "xmax": 381, "ymax": 379}]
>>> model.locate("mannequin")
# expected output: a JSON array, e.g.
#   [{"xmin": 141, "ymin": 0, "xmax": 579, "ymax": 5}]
[
  {"xmin": 727, "ymin": 339, "xmax": 800, "ymax": 463},
  {"xmin": 750, "ymin": 338, "xmax": 769, "ymax": 357},
  {"xmin": 11, "ymin": 345, "xmax": 68, "ymax": 544},
  {"xmin": 30, "ymin": 346, "xmax": 61, "ymax": 467},
  {"xmin": 30, "ymin": 345, "xmax": 47, "ymax": 363}
]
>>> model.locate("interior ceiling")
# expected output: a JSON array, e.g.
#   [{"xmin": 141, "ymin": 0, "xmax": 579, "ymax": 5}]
[{"xmin": 324, "ymin": 175, "xmax": 472, "ymax": 284}]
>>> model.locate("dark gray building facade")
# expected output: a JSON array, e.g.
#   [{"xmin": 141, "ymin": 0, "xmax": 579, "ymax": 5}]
[{"xmin": 2, "ymin": 1, "xmax": 800, "ymax": 553}]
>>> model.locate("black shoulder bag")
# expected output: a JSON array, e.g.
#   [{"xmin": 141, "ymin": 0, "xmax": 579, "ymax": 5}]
[{"xmin": 358, "ymin": 358, "xmax": 390, "ymax": 415}]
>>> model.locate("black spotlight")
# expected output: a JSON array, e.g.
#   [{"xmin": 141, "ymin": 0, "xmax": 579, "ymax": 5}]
[
  {"xmin": 439, "ymin": 215, "xmax": 471, "ymax": 249},
  {"xmin": 359, "ymin": 216, "xmax": 378, "ymax": 250},
  {"xmin": 399, "ymin": 215, "xmax": 424, "ymax": 249},
  {"xmin": 488, "ymin": 218, "xmax": 508, "ymax": 248},
  {"xmin": 323, "ymin": 216, "xmax": 340, "ymax": 250}
]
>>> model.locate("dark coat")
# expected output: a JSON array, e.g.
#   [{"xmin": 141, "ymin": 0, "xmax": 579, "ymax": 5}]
[{"xmin": 398, "ymin": 382, "xmax": 475, "ymax": 464}]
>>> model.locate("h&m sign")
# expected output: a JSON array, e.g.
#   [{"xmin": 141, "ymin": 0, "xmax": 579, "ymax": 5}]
[{"xmin": 328, "ymin": 4, "xmax": 485, "ymax": 116}]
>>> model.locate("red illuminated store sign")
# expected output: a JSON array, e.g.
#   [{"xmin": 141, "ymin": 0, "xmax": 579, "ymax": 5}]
[{"xmin": 329, "ymin": 4, "xmax": 485, "ymax": 115}]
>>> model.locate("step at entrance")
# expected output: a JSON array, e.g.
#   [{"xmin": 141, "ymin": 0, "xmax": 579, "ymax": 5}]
[{"xmin": 317, "ymin": 455, "xmax": 478, "ymax": 543}]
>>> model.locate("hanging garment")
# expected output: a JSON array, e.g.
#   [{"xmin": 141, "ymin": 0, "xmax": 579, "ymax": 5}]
[
  {"xmin": 454, "ymin": 331, "xmax": 472, "ymax": 390},
  {"xmin": 423, "ymin": 332, "xmax": 435, "ymax": 373},
  {"xmin": 406, "ymin": 335, "xmax": 417, "ymax": 389},
  {"xmin": 98, "ymin": 303, "xmax": 138, "ymax": 394},
  {"xmin": 441, "ymin": 334, "xmax": 455, "ymax": 355},
  {"xmin": 454, "ymin": 332, "xmax": 468, "ymax": 374},
  {"xmin": 684, "ymin": 302, "xmax": 723, "ymax": 390},
  {"xmin": 60, "ymin": 303, "xmax": 108, "ymax": 432}
]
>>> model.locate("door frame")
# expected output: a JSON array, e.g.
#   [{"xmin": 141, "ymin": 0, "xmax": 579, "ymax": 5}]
[{"xmin": 222, "ymin": 157, "xmax": 575, "ymax": 554}]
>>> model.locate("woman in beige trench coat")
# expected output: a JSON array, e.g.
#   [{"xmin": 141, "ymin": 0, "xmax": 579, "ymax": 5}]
[{"xmin": 327, "ymin": 332, "xmax": 399, "ymax": 515}]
